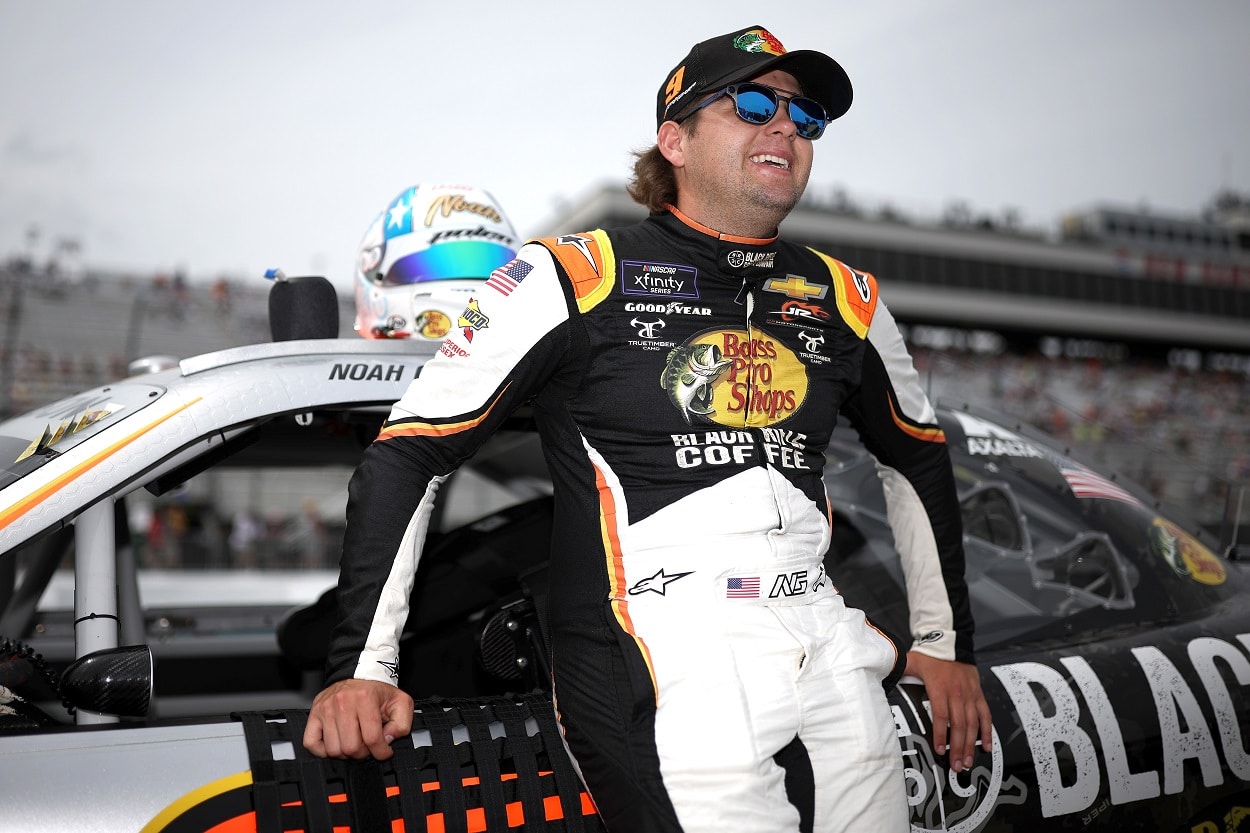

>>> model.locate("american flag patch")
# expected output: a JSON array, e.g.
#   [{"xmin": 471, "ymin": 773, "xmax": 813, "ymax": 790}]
[
  {"xmin": 486, "ymin": 259, "xmax": 534, "ymax": 296},
  {"xmin": 726, "ymin": 576, "xmax": 760, "ymax": 598},
  {"xmin": 1061, "ymin": 466, "xmax": 1141, "ymax": 506}
]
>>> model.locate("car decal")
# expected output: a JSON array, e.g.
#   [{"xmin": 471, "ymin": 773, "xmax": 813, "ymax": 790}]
[
  {"xmin": 0, "ymin": 397, "xmax": 201, "ymax": 534},
  {"xmin": 143, "ymin": 770, "xmax": 598, "ymax": 833},
  {"xmin": 139, "ymin": 770, "xmax": 251, "ymax": 833},
  {"xmin": 990, "ymin": 632, "xmax": 1250, "ymax": 822},
  {"xmin": 1150, "ymin": 516, "xmax": 1227, "ymax": 585}
]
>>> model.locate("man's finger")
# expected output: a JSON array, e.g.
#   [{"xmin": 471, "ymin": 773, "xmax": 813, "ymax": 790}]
[
  {"xmin": 303, "ymin": 713, "xmax": 327, "ymax": 757},
  {"xmin": 930, "ymin": 698, "xmax": 950, "ymax": 759},
  {"xmin": 979, "ymin": 697, "xmax": 994, "ymax": 752}
]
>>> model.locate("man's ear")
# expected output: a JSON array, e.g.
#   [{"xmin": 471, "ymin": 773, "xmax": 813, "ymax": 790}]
[{"xmin": 657, "ymin": 121, "xmax": 685, "ymax": 168}]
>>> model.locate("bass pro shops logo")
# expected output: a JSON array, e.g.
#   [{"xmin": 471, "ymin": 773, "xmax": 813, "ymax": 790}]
[{"xmin": 660, "ymin": 328, "xmax": 807, "ymax": 427}]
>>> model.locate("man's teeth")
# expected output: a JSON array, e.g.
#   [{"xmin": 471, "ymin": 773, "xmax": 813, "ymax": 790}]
[{"xmin": 751, "ymin": 154, "xmax": 789, "ymax": 169}]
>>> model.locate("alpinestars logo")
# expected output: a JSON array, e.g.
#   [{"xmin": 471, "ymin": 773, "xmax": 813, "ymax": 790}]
[
  {"xmin": 556, "ymin": 234, "xmax": 597, "ymax": 270},
  {"xmin": 849, "ymin": 267, "xmax": 873, "ymax": 303},
  {"xmin": 628, "ymin": 568, "xmax": 694, "ymax": 596}
]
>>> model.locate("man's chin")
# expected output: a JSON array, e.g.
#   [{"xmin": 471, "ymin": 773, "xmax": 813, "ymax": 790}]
[{"xmin": 747, "ymin": 186, "xmax": 803, "ymax": 218}]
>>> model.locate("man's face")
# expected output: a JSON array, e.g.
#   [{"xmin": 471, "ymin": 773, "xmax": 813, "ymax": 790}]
[{"xmin": 673, "ymin": 69, "xmax": 815, "ymax": 232}]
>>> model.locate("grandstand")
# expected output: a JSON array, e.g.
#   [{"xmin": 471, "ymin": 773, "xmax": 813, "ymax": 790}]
[
  {"xmin": 0, "ymin": 267, "xmax": 357, "ymax": 414},
  {"xmin": 542, "ymin": 185, "xmax": 1250, "ymax": 541},
  {"xmin": 2, "ymin": 186, "xmax": 1247, "ymax": 542}
]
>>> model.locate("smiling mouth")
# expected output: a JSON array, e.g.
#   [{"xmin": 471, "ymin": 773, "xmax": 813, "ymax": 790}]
[{"xmin": 750, "ymin": 154, "xmax": 790, "ymax": 170}]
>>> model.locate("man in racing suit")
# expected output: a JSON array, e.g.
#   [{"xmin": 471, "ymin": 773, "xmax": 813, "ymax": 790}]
[{"xmin": 306, "ymin": 24, "xmax": 991, "ymax": 833}]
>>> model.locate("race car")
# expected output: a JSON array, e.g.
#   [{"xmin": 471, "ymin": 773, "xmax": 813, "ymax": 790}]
[
  {"xmin": 824, "ymin": 410, "xmax": 1250, "ymax": 832},
  {"xmin": 1, "ymin": 276, "xmax": 1247, "ymax": 832}
]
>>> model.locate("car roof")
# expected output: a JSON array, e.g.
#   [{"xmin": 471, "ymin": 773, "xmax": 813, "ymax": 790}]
[{"xmin": 1, "ymin": 338, "xmax": 432, "ymax": 554}]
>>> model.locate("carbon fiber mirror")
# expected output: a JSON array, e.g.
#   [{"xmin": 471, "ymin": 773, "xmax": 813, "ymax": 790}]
[{"xmin": 58, "ymin": 645, "xmax": 153, "ymax": 718}]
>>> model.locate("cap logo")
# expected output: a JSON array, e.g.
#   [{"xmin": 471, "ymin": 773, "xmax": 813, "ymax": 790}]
[
  {"xmin": 664, "ymin": 66, "xmax": 687, "ymax": 106},
  {"xmin": 733, "ymin": 29, "xmax": 786, "ymax": 56}
]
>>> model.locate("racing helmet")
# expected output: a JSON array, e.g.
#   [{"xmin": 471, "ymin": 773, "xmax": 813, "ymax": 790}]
[{"xmin": 354, "ymin": 184, "xmax": 520, "ymax": 339}]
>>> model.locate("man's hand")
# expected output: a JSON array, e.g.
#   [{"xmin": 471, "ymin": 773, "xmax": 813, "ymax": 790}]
[
  {"xmin": 904, "ymin": 651, "xmax": 993, "ymax": 773},
  {"xmin": 303, "ymin": 679, "xmax": 414, "ymax": 761}
]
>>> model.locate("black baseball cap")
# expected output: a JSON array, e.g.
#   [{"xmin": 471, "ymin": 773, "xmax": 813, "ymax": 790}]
[{"xmin": 656, "ymin": 25, "xmax": 853, "ymax": 129}]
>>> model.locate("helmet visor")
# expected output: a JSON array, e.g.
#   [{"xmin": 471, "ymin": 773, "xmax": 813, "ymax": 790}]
[{"xmin": 383, "ymin": 240, "xmax": 517, "ymax": 287}]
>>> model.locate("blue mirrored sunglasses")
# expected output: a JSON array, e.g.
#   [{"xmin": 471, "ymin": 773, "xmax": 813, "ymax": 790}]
[{"xmin": 679, "ymin": 81, "xmax": 829, "ymax": 140}]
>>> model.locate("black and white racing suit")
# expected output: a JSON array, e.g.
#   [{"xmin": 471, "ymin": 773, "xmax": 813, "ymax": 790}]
[{"xmin": 325, "ymin": 205, "xmax": 974, "ymax": 832}]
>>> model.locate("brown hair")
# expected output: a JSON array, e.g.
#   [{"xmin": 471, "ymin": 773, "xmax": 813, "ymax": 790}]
[
  {"xmin": 626, "ymin": 145, "xmax": 676, "ymax": 214},
  {"xmin": 626, "ymin": 111, "xmax": 701, "ymax": 214}
]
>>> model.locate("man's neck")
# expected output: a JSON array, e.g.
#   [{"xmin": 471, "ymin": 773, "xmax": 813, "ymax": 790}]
[{"xmin": 672, "ymin": 198, "xmax": 785, "ymax": 240}]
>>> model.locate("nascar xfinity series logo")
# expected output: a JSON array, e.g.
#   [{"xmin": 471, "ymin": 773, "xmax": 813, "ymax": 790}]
[
  {"xmin": 660, "ymin": 328, "xmax": 807, "ymax": 427},
  {"xmin": 621, "ymin": 260, "xmax": 699, "ymax": 299}
]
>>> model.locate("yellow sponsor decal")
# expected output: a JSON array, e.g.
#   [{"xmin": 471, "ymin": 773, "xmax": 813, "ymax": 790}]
[
  {"xmin": 1150, "ymin": 517, "xmax": 1226, "ymax": 585},
  {"xmin": 663, "ymin": 328, "xmax": 808, "ymax": 428}
]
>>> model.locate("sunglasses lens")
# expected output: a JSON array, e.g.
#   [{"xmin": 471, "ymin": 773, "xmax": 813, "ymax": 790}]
[
  {"xmin": 789, "ymin": 98, "xmax": 827, "ymax": 139},
  {"xmin": 731, "ymin": 86, "xmax": 778, "ymax": 124}
]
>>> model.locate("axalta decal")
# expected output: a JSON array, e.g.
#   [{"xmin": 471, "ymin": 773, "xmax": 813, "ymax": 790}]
[
  {"xmin": 953, "ymin": 412, "xmax": 1048, "ymax": 459},
  {"xmin": 660, "ymin": 328, "xmax": 807, "ymax": 427},
  {"xmin": 905, "ymin": 631, "xmax": 1250, "ymax": 831}
]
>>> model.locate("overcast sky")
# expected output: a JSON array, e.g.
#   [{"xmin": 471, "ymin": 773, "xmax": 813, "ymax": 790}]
[{"xmin": 2, "ymin": 1, "xmax": 1247, "ymax": 293}]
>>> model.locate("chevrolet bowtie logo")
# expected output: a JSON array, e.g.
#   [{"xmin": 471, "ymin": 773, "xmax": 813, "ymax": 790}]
[{"xmin": 763, "ymin": 275, "xmax": 827, "ymax": 300}]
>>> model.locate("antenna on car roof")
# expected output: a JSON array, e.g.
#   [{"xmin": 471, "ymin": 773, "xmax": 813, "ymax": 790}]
[{"xmin": 1224, "ymin": 485, "xmax": 1246, "ymax": 561}]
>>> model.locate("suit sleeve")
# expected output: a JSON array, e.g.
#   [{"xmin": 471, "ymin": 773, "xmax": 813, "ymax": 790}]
[
  {"xmin": 840, "ymin": 299, "xmax": 976, "ymax": 665},
  {"xmin": 324, "ymin": 242, "xmax": 574, "ymax": 686}
]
